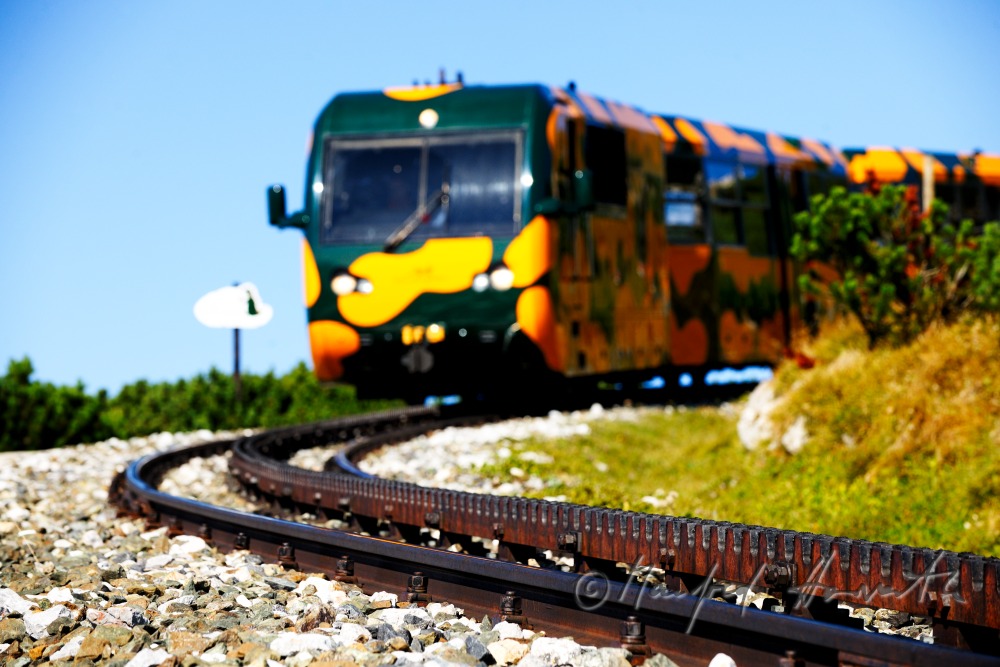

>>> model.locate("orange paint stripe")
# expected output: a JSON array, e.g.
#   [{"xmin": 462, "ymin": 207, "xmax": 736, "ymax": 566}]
[
  {"xmin": 801, "ymin": 138, "xmax": 835, "ymax": 166},
  {"xmin": 309, "ymin": 320, "xmax": 360, "ymax": 381},
  {"xmin": 900, "ymin": 148, "xmax": 947, "ymax": 181},
  {"xmin": 974, "ymin": 153, "xmax": 1000, "ymax": 186},
  {"xmin": 703, "ymin": 121, "xmax": 766, "ymax": 162},
  {"xmin": 503, "ymin": 215, "xmax": 552, "ymax": 288},
  {"xmin": 673, "ymin": 118, "xmax": 707, "ymax": 154},
  {"xmin": 650, "ymin": 116, "xmax": 678, "ymax": 152},
  {"xmin": 847, "ymin": 148, "xmax": 909, "ymax": 184},
  {"xmin": 382, "ymin": 83, "xmax": 462, "ymax": 101},
  {"xmin": 303, "ymin": 239, "xmax": 321, "ymax": 308},
  {"xmin": 766, "ymin": 133, "xmax": 811, "ymax": 165}
]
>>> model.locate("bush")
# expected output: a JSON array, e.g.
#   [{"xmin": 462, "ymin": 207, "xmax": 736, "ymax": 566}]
[
  {"xmin": 0, "ymin": 357, "xmax": 112, "ymax": 451},
  {"xmin": 0, "ymin": 360, "xmax": 400, "ymax": 451},
  {"xmin": 791, "ymin": 184, "xmax": 1000, "ymax": 346}
]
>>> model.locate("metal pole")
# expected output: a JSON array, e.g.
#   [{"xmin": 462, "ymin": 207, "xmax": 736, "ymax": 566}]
[{"xmin": 234, "ymin": 327, "xmax": 242, "ymax": 407}]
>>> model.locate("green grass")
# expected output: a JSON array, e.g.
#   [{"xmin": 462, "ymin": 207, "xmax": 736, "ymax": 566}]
[{"xmin": 477, "ymin": 317, "xmax": 1000, "ymax": 557}]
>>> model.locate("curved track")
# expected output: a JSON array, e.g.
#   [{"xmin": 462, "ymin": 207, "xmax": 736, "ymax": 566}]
[{"xmin": 111, "ymin": 407, "xmax": 1000, "ymax": 666}]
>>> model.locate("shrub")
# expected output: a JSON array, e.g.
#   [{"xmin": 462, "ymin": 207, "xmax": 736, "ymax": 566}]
[
  {"xmin": 0, "ymin": 360, "xmax": 399, "ymax": 451},
  {"xmin": 0, "ymin": 357, "xmax": 112, "ymax": 451},
  {"xmin": 791, "ymin": 184, "xmax": 1000, "ymax": 346}
]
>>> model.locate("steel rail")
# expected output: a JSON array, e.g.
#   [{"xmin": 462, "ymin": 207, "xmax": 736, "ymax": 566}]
[
  {"xmin": 111, "ymin": 431, "xmax": 1000, "ymax": 666},
  {"xmin": 229, "ymin": 415, "xmax": 1000, "ymax": 654}
]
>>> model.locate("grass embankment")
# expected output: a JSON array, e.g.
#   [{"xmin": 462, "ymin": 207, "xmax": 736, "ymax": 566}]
[{"xmin": 477, "ymin": 317, "xmax": 1000, "ymax": 556}]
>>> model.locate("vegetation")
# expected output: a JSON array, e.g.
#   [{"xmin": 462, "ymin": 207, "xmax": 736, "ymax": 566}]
[
  {"xmin": 0, "ymin": 359, "xmax": 398, "ymax": 451},
  {"xmin": 476, "ymin": 317, "xmax": 1000, "ymax": 556},
  {"xmin": 791, "ymin": 185, "xmax": 1000, "ymax": 346}
]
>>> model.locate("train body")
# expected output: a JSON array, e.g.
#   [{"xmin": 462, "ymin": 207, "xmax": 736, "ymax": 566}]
[{"xmin": 268, "ymin": 81, "xmax": 1000, "ymax": 402}]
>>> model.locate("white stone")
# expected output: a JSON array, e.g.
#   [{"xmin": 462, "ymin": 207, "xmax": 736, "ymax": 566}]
[
  {"xmin": 292, "ymin": 576, "xmax": 346, "ymax": 606},
  {"xmin": 49, "ymin": 635, "xmax": 85, "ymax": 660},
  {"xmin": 376, "ymin": 606, "xmax": 432, "ymax": 628},
  {"xmin": 370, "ymin": 590, "xmax": 398, "ymax": 606},
  {"xmin": 81, "ymin": 529, "xmax": 105, "ymax": 547},
  {"xmin": 337, "ymin": 622, "xmax": 372, "ymax": 644},
  {"xmin": 488, "ymin": 638, "xmax": 529, "ymax": 665},
  {"xmin": 235, "ymin": 594, "xmax": 254, "ymax": 609},
  {"xmin": 124, "ymin": 647, "xmax": 172, "ymax": 667},
  {"xmin": 24, "ymin": 604, "xmax": 73, "ymax": 639},
  {"xmin": 170, "ymin": 535, "xmax": 209, "ymax": 555},
  {"xmin": 708, "ymin": 654, "xmax": 738, "ymax": 667},
  {"xmin": 0, "ymin": 587, "xmax": 37, "ymax": 615},
  {"xmin": 269, "ymin": 632, "xmax": 336, "ymax": 656},
  {"xmin": 144, "ymin": 554, "xmax": 173, "ymax": 570},
  {"xmin": 524, "ymin": 637, "xmax": 584, "ymax": 664},
  {"xmin": 493, "ymin": 621, "xmax": 529, "ymax": 640},
  {"xmin": 107, "ymin": 604, "xmax": 148, "ymax": 626},
  {"xmin": 34, "ymin": 587, "xmax": 74, "ymax": 604},
  {"xmin": 780, "ymin": 416, "xmax": 809, "ymax": 454}
]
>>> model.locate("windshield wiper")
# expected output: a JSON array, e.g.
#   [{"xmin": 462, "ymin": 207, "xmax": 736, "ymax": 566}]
[{"xmin": 383, "ymin": 186, "xmax": 449, "ymax": 252}]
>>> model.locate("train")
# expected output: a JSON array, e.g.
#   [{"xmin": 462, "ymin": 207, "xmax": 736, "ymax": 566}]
[{"xmin": 267, "ymin": 80, "xmax": 1000, "ymax": 403}]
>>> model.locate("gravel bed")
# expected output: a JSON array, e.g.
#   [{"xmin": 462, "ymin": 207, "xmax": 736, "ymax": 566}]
[{"xmin": 0, "ymin": 429, "xmax": 710, "ymax": 666}]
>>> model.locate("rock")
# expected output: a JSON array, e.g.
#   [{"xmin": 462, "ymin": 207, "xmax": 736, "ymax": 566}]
[
  {"xmin": 0, "ymin": 618, "xmax": 26, "ymax": 643},
  {"xmin": 0, "ymin": 588, "xmax": 36, "ymax": 615},
  {"xmin": 76, "ymin": 634, "xmax": 112, "ymax": 661},
  {"xmin": 338, "ymin": 622, "xmax": 372, "ymax": 644},
  {"xmin": 577, "ymin": 648, "xmax": 633, "ymax": 667},
  {"xmin": 23, "ymin": 604, "xmax": 73, "ymax": 639},
  {"xmin": 387, "ymin": 636, "xmax": 410, "ymax": 651},
  {"xmin": 369, "ymin": 591, "xmax": 397, "ymax": 609},
  {"xmin": 708, "ymin": 653, "xmax": 738, "ymax": 667},
  {"xmin": 124, "ymin": 647, "xmax": 172, "ymax": 667},
  {"xmin": 464, "ymin": 634, "xmax": 489, "ymax": 660},
  {"xmin": 493, "ymin": 621, "xmax": 530, "ymax": 640},
  {"xmin": 874, "ymin": 608, "xmax": 911, "ymax": 628},
  {"xmin": 48, "ymin": 634, "xmax": 85, "ymax": 660},
  {"xmin": 108, "ymin": 604, "xmax": 149, "ymax": 627},
  {"xmin": 269, "ymin": 632, "xmax": 337, "ymax": 657},
  {"xmin": 525, "ymin": 637, "xmax": 583, "ymax": 664},
  {"xmin": 488, "ymin": 638, "xmax": 529, "ymax": 665},
  {"xmin": 166, "ymin": 630, "xmax": 211, "ymax": 655},
  {"xmin": 169, "ymin": 535, "xmax": 209, "ymax": 556}
]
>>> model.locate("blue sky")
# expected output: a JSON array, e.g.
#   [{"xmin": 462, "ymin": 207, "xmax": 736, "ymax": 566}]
[{"xmin": 2, "ymin": 1, "xmax": 998, "ymax": 393}]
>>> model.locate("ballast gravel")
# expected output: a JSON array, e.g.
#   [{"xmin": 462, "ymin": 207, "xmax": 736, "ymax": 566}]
[{"xmin": 0, "ymin": 426, "xmax": 715, "ymax": 666}]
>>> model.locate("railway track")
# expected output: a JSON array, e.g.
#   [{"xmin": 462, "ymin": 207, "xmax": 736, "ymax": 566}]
[{"xmin": 110, "ymin": 406, "xmax": 1000, "ymax": 666}]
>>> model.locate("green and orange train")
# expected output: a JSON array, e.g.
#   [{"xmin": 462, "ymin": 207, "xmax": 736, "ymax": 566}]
[{"xmin": 267, "ymin": 81, "xmax": 1000, "ymax": 403}]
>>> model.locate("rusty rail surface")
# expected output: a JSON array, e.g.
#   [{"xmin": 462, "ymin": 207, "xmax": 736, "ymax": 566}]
[{"xmin": 110, "ymin": 408, "xmax": 1000, "ymax": 666}]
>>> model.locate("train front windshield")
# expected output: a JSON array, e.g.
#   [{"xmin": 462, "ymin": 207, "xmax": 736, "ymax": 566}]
[{"xmin": 320, "ymin": 131, "xmax": 523, "ymax": 245}]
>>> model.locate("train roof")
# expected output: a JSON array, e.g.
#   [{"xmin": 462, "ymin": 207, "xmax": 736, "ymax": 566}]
[
  {"xmin": 843, "ymin": 146, "xmax": 1000, "ymax": 186},
  {"xmin": 320, "ymin": 82, "xmax": 998, "ymax": 182}
]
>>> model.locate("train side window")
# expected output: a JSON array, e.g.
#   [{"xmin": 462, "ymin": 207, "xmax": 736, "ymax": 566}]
[
  {"xmin": 665, "ymin": 190, "xmax": 705, "ymax": 242},
  {"xmin": 935, "ymin": 184, "xmax": 960, "ymax": 222},
  {"xmin": 705, "ymin": 160, "xmax": 739, "ymax": 201},
  {"xmin": 986, "ymin": 186, "xmax": 999, "ymax": 222},
  {"xmin": 743, "ymin": 208, "xmax": 770, "ymax": 256},
  {"xmin": 740, "ymin": 164, "xmax": 768, "ymax": 205},
  {"xmin": 960, "ymin": 182, "xmax": 982, "ymax": 222},
  {"xmin": 584, "ymin": 124, "xmax": 627, "ymax": 206},
  {"xmin": 665, "ymin": 156, "xmax": 705, "ymax": 243},
  {"xmin": 710, "ymin": 205, "xmax": 741, "ymax": 245}
]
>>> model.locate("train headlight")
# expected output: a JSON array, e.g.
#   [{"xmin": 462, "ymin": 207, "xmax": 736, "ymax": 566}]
[
  {"xmin": 356, "ymin": 279, "xmax": 374, "ymax": 294},
  {"xmin": 331, "ymin": 273, "xmax": 358, "ymax": 296},
  {"xmin": 426, "ymin": 323, "xmax": 445, "ymax": 343},
  {"xmin": 472, "ymin": 273, "xmax": 490, "ymax": 292},
  {"xmin": 489, "ymin": 267, "xmax": 515, "ymax": 291}
]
